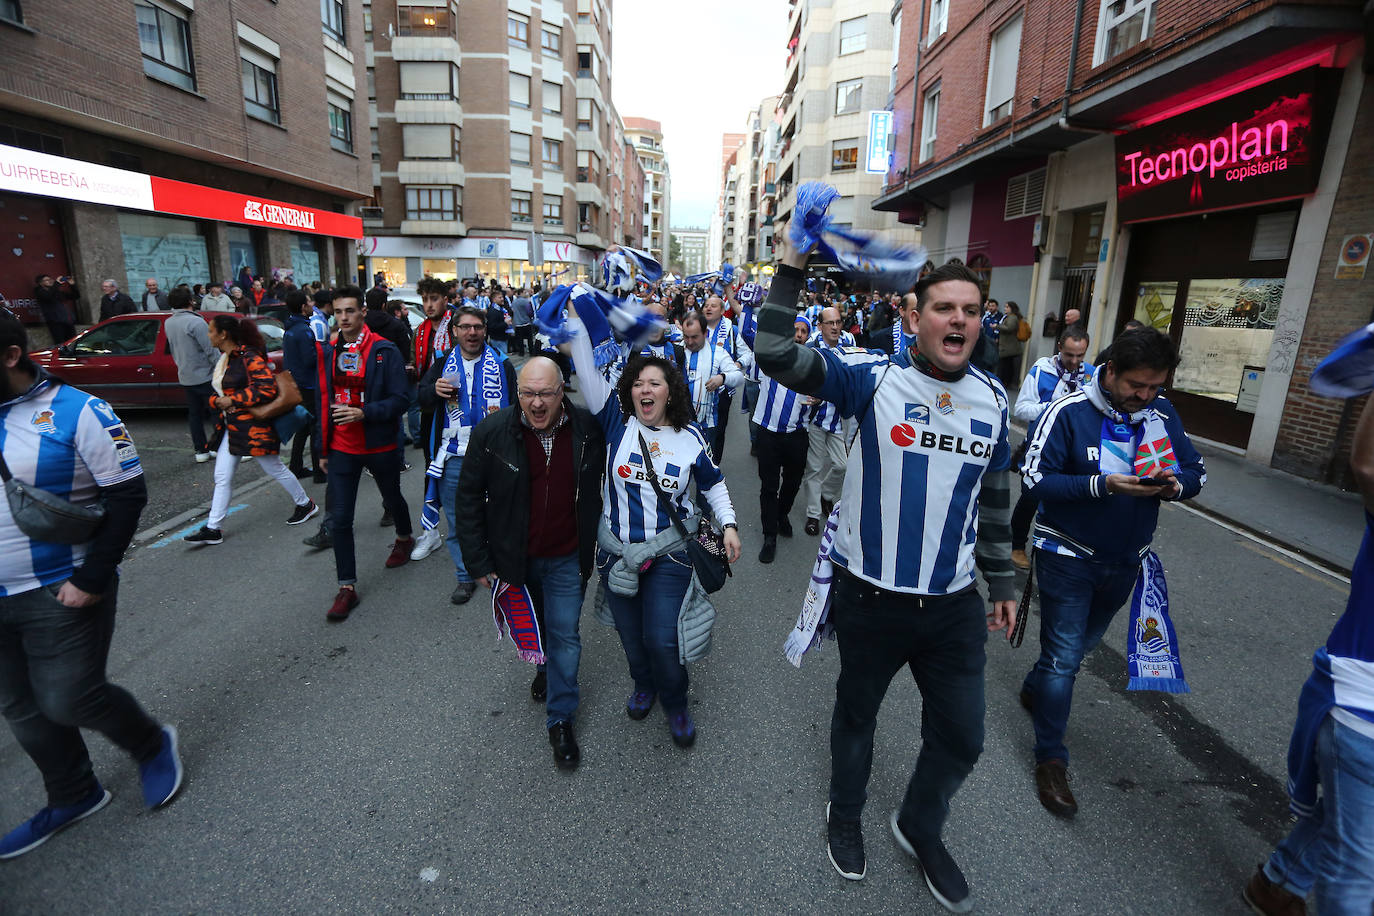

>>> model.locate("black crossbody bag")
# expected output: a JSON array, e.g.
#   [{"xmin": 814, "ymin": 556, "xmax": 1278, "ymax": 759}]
[
  {"xmin": 0, "ymin": 448, "xmax": 107, "ymax": 545},
  {"xmin": 636, "ymin": 432, "xmax": 730, "ymax": 593}
]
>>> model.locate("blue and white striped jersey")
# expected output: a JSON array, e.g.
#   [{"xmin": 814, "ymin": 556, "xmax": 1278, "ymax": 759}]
[
  {"xmin": 806, "ymin": 337, "xmax": 852, "ymax": 434},
  {"xmin": 568, "ymin": 320, "xmax": 737, "ymax": 542},
  {"xmin": 1013, "ymin": 356, "xmax": 1095, "ymax": 424},
  {"xmin": 684, "ymin": 345, "xmax": 742, "ymax": 429},
  {"xmin": 0, "ymin": 379, "xmax": 144, "ymax": 596},
  {"xmin": 811, "ymin": 348, "xmax": 1012, "ymax": 595},
  {"xmin": 310, "ymin": 308, "xmax": 331, "ymax": 343},
  {"xmin": 753, "ymin": 370, "xmax": 810, "ymax": 433}
]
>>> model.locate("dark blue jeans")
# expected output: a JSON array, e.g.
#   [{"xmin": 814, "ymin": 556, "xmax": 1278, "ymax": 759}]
[
  {"xmin": 1022, "ymin": 549, "xmax": 1140, "ymax": 765},
  {"xmin": 526, "ymin": 553, "xmax": 584, "ymax": 729},
  {"xmin": 602, "ymin": 549, "xmax": 693, "ymax": 715},
  {"xmin": 327, "ymin": 447, "xmax": 412, "ymax": 586},
  {"xmin": 183, "ymin": 381, "xmax": 214, "ymax": 454},
  {"xmin": 0, "ymin": 581, "xmax": 163, "ymax": 807},
  {"xmin": 828, "ymin": 571, "xmax": 987, "ymax": 843}
]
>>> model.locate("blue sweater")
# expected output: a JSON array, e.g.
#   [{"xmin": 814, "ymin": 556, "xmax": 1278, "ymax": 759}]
[{"xmin": 1022, "ymin": 384, "xmax": 1205, "ymax": 563}]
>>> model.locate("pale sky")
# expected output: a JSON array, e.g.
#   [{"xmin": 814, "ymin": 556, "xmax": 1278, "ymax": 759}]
[{"xmin": 611, "ymin": 0, "xmax": 791, "ymax": 229}]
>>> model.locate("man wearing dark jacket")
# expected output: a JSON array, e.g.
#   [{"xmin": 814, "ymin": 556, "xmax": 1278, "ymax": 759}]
[
  {"xmin": 33, "ymin": 274, "xmax": 75, "ymax": 345},
  {"xmin": 1019, "ymin": 327, "xmax": 1205, "ymax": 818},
  {"xmin": 455, "ymin": 357, "xmax": 605, "ymax": 771},
  {"xmin": 99, "ymin": 280, "xmax": 136, "ymax": 321},
  {"xmin": 282, "ymin": 290, "xmax": 321, "ymax": 480},
  {"xmin": 316, "ymin": 286, "xmax": 413, "ymax": 622}
]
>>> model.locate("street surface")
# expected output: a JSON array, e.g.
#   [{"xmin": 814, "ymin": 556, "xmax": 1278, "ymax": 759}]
[{"xmin": 0, "ymin": 397, "xmax": 1354, "ymax": 914}]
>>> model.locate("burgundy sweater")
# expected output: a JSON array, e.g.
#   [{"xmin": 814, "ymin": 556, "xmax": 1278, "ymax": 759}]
[{"xmin": 523, "ymin": 422, "xmax": 578, "ymax": 558}]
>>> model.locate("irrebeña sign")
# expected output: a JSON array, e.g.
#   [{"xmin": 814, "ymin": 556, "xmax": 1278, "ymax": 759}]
[
  {"xmin": 1115, "ymin": 68, "xmax": 1338, "ymax": 223},
  {"xmin": 0, "ymin": 143, "xmax": 361, "ymax": 238}
]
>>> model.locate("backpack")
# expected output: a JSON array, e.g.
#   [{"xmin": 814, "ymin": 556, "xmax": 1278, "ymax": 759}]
[{"xmin": 1016, "ymin": 316, "xmax": 1032, "ymax": 342}]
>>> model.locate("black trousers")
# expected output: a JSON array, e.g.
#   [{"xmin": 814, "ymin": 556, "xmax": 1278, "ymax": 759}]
[
  {"xmin": 755, "ymin": 426, "xmax": 807, "ymax": 538},
  {"xmin": 712, "ymin": 389, "xmax": 734, "ymax": 463},
  {"xmin": 288, "ymin": 395, "xmax": 321, "ymax": 473},
  {"xmin": 828, "ymin": 571, "xmax": 987, "ymax": 845},
  {"xmin": 182, "ymin": 381, "xmax": 214, "ymax": 454}
]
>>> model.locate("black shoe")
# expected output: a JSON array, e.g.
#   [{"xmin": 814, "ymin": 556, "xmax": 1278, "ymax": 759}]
[
  {"xmin": 184, "ymin": 526, "xmax": 222, "ymax": 545},
  {"xmin": 778, "ymin": 516, "xmax": 794, "ymax": 538},
  {"xmin": 891, "ymin": 812, "xmax": 971, "ymax": 913},
  {"xmin": 289, "ymin": 465, "xmax": 310, "ymax": 479},
  {"xmin": 1019, "ymin": 688, "xmax": 1033, "ymax": 713},
  {"xmin": 750, "ymin": 442, "xmax": 758, "ymax": 457},
  {"xmin": 379, "ymin": 509, "xmax": 394, "ymax": 527},
  {"xmin": 826, "ymin": 803, "xmax": 866, "ymax": 881},
  {"xmin": 758, "ymin": 537, "xmax": 777, "ymax": 564},
  {"xmin": 805, "ymin": 518, "xmax": 820, "ymax": 536},
  {"xmin": 312, "ymin": 470, "xmax": 328, "ymax": 484},
  {"xmin": 303, "ymin": 528, "xmax": 332, "ymax": 550},
  {"xmin": 530, "ymin": 670, "xmax": 547, "ymax": 702},
  {"xmin": 286, "ymin": 499, "xmax": 320, "ymax": 526},
  {"xmin": 821, "ymin": 498, "xmax": 834, "ymax": 518},
  {"xmin": 450, "ymin": 581, "xmax": 475, "ymax": 605},
  {"xmin": 548, "ymin": 721, "xmax": 579, "ymax": 771}
]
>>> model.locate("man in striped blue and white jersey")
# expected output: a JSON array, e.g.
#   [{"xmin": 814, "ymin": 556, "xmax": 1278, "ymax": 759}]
[
  {"xmin": 679, "ymin": 312, "xmax": 742, "ymax": 458},
  {"xmin": 0, "ymin": 314, "xmax": 183, "ymax": 860},
  {"xmin": 802, "ymin": 307, "xmax": 853, "ymax": 536},
  {"xmin": 756, "ymin": 244, "xmax": 1016, "ymax": 912},
  {"xmin": 753, "ymin": 316, "xmax": 815, "ymax": 564},
  {"xmin": 701, "ymin": 295, "xmax": 740, "ymax": 462}
]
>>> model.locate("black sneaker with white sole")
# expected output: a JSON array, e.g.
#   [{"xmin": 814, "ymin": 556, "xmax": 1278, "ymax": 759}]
[
  {"xmin": 826, "ymin": 803, "xmax": 866, "ymax": 880},
  {"xmin": 286, "ymin": 499, "xmax": 319, "ymax": 525},
  {"xmin": 184, "ymin": 526, "xmax": 223, "ymax": 545},
  {"xmin": 890, "ymin": 811, "xmax": 971, "ymax": 913}
]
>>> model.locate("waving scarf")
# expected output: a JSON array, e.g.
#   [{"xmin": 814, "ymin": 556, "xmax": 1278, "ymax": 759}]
[
  {"xmin": 535, "ymin": 282, "xmax": 666, "ymax": 358},
  {"xmin": 492, "ymin": 580, "xmax": 546, "ymax": 664},
  {"xmin": 601, "ymin": 246, "xmax": 664, "ymax": 295},
  {"xmin": 783, "ymin": 506, "xmax": 842, "ymax": 667},
  {"xmin": 790, "ymin": 182, "xmax": 928, "ymax": 291},
  {"xmin": 892, "ymin": 318, "xmax": 916, "ymax": 355}
]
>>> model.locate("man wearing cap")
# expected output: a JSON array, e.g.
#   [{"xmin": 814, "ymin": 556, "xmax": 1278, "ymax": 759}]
[{"xmin": 200, "ymin": 282, "xmax": 234, "ymax": 312}]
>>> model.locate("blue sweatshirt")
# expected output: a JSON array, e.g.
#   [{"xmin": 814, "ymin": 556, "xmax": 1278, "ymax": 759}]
[{"xmin": 1022, "ymin": 379, "xmax": 1205, "ymax": 564}]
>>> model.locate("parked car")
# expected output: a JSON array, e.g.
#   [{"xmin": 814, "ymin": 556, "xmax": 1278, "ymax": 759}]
[{"xmin": 29, "ymin": 312, "xmax": 285, "ymax": 408}]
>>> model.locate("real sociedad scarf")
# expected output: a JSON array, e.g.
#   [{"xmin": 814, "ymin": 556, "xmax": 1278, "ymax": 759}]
[
  {"xmin": 1126, "ymin": 551, "xmax": 1190, "ymax": 693},
  {"xmin": 1051, "ymin": 354, "xmax": 1088, "ymax": 393},
  {"xmin": 784, "ymin": 506, "xmax": 842, "ymax": 666},
  {"xmin": 419, "ymin": 343, "xmax": 508, "ymax": 532},
  {"xmin": 791, "ymin": 182, "xmax": 928, "ymax": 290},
  {"xmin": 892, "ymin": 318, "xmax": 917, "ymax": 356},
  {"xmin": 492, "ymin": 580, "xmax": 546, "ymax": 664}
]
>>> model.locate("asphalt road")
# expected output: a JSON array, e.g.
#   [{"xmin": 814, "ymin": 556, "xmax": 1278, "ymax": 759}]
[{"xmin": 0, "ymin": 399, "xmax": 1349, "ymax": 914}]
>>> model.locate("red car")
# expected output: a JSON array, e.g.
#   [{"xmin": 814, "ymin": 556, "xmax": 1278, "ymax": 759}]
[{"xmin": 29, "ymin": 312, "xmax": 286, "ymax": 408}]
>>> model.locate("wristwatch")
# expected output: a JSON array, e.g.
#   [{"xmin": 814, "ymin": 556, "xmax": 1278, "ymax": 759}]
[{"xmin": 722, "ymin": 523, "xmax": 738, "ymax": 531}]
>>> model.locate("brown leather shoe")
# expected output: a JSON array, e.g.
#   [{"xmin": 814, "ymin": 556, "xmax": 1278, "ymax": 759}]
[
  {"xmin": 1011, "ymin": 549, "xmax": 1030, "ymax": 570},
  {"xmin": 1034, "ymin": 760, "xmax": 1077, "ymax": 818},
  {"xmin": 1242, "ymin": 866, "xmax": 1306, "ymax": 916},
  {"xmin": 385, "ymin": 538, "xmax": 414, "ymax": 569}
]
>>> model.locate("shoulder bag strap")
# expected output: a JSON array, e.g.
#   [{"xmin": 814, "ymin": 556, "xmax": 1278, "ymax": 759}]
[{"xmin": 636, "ymin": 431, "xmax": 692, "ymax": 543}]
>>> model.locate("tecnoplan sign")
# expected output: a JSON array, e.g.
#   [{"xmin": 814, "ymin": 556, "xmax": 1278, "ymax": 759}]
[
  {"xmin": 866, "ymin": 110, "xmax": 893, "ymax": 175},
  {"xmin": 0, "ymin": 143, "xmax": 362, "ymax": 238},
  {"xmin": 1114, "ymin": 68, "xmax": 1338, "ymax": 222}
]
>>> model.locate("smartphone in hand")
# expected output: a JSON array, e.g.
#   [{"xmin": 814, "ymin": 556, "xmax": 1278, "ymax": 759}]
[{"xmin": 1136, "ymin": 475, "xmax": 1171, "ymax": 487}]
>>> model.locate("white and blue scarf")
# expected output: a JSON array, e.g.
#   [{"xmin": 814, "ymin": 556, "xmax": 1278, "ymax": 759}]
[
  {"xmin": 420, "ymin": 344, "xmax": 509, "ymax": 532},
  {"xmin": 784, "ymin": 506, "xmax": 843, "ymax": 666}
]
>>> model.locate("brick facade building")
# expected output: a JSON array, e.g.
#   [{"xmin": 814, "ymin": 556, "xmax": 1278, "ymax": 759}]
[{"xmin": 876, "ymin": 0, "xmax": 1369, "ymax": 485}]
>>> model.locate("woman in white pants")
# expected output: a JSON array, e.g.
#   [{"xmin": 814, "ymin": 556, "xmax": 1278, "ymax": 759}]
[{"xmin": 184, "ymin": 315, "xmax": 317, "ymax": 545}]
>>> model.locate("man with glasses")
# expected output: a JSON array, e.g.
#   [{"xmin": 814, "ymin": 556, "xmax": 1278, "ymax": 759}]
[
  {"xmin": 454, "ymin": 357, "xmax": 604, "ymax": 769},
  {"xmin": 417, "ymin": 306, "xmax": 517, "ymax": 605},
  {"xmin": 802, "ymin": 307, "xmax": 853, "ymax": 536},
  {"xmin": 679, "ymin": 311, "xmax": 742, "ymax": 460}
]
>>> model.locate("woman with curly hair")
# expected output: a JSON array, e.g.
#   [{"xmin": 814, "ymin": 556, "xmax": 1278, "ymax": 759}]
[
  {"xmin": 567, "ymin": 314, "xmax": 742, "ymax": 748},
  {"xmin": 185, "ymin": 315, "xmax": 317, "ymax": 545}
]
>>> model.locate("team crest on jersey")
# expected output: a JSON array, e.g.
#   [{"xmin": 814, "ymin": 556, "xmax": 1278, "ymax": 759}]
[
  {"xmin": 106, "ymin": 424, "xmax": 140, "ymax": 470},
  {"xmin": 648, "ymin": 441, "xmax": 662, "ymax": 459},
  {"xmin": 30, "ymin": 409, "xmax": 56, "ymax": 434},
  {"xmin": 936, "ymin": 391, "xmax": 954, "ymax": 415},
  {"xmin": 905, "ymin": 403, "xmax": 930, "ymax": 425}
]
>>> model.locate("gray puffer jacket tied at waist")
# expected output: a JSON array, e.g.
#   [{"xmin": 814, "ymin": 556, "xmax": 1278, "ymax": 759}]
[{"xmin": 594, "ymin": 516, "xmax": 718, "ymax": 665}]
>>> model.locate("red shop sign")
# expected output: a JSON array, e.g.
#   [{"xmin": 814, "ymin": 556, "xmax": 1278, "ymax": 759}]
[
  {"xmin": 1115, "ymin": 68, "xmax": 1340, "ymax": 223},
  {"xmin": 149, "ymin": 177, "xmax": 362, "ymax": 238}
]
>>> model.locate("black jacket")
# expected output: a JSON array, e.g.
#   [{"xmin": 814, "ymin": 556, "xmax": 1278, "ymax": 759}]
[
  {"xmin": 454, "ymin": 401, "xmax": 605, "ymax": 587},
  {"xmin": 100, "ymin": 292, "xmax": 136, "ymax": 321}
]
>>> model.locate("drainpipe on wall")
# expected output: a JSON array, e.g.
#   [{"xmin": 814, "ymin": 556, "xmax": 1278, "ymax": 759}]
[
  {"xmin": 904, "ymin": 0, "xmax": 925, "ymax": 188},
  {"xmin": 1059, "ymin": 0, "xmax": 1089, "ymax": 128}
]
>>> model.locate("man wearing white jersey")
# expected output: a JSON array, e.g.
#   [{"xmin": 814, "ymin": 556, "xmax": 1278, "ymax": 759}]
[
  {"xmin": 802, "ymin": 307, "xmax": 851, "ymax": 536},
  {"xmin": 701, "ymin": 295, "xmax": 739, "ymax": 461},
  {"xmin": 755, "ymin": 241, "xmax": 1016, "ymax": 914},
  {"xmin": 679, "ymin": 311, "xmax": 742, "ymax": 458},
  {"xmin": 753, "ymin": 315, "xmax": 814, "ymax": 564}
]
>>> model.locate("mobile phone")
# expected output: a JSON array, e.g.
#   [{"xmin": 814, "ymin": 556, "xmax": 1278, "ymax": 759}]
[{"xmin": 1136, "ymin": 475, "xmax": 1170, "ymax": 486}]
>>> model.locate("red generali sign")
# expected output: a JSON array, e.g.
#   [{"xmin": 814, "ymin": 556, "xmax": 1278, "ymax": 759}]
[
  {"xmin": 0, "ymin": 143, "xmax": 362, "ymax": 238},
  {"xmin": 1115, "ymin": 68, "xmax": 1339, "ymax": 223}
]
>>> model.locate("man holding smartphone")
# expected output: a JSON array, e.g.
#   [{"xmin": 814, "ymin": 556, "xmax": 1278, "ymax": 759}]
[{"xmin": 1019, "ymin": 327, "xmax": 1205, "ymax": 818}]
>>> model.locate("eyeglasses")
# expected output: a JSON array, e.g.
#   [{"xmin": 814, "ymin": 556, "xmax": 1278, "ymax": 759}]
[
  {"xmin": 518, "ymin": 387, "xmax": 563, "ymax": 401},
  {"xmin": 820, "ymin": 319, "xmax": 843, "ymax": 326},
  {"xmin": 455, "ymin": 323, "xmax": 485, "ymax": 332}
]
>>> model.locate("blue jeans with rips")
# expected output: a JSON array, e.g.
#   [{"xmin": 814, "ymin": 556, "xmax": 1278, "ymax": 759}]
[
  {"xmin": 1022, "ymin": 548, "xmax": 1139, "ymax": 765},
  {"xmin": 601, "ymin": 549, "xmax": 693, "ymax": 715},
  {"xmin": 1265, "ymin": 713, "xmax": 1374, "ymax": 914},
  {"xmin": 526, "ymin": 553, "xmax": 585, "ymax": 729},
  {"xmin": 0, "ymin": 580, "xmax": 163, "ymax": 807}
]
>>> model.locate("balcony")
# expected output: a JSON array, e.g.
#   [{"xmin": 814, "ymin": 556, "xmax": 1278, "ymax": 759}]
[
  {"xmin": 394, "ymin": 99, "xmax": 462, "ymax": 125},
  {"xmin": 398, "ymin": 161, "xmax": 464, "ymax": 185},
  {"xmin": 391, "ymin": 36, "xmax": 462, "ymax": 63},
  {"xmin": 576, "ymin": 228, "xmax": 604, "ymax": 249},
  {"xmin": 400, "ymin": 219, "xmax": 465, "ymax": 236}
]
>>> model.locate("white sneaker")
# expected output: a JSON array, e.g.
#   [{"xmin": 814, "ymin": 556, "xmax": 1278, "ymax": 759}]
[
  {"xmin": 409, "ymin": 528, "xmax": 444, "ymax": 561},
  {"xmin": 193, "ymin": 452, "xmax": 211, "ymax": 463}
]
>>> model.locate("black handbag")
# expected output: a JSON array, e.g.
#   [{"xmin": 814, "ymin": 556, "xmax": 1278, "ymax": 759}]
[
  {"xmin": 637, "ymin": 432, "xmax": 731, "ymax": 593},
  {"xmin": 0, "ymin": 448, "xmax": 106, "ymax": 545}
]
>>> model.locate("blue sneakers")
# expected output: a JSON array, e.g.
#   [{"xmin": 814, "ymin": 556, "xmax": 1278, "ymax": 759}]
[
  {"xmin": 668, "ymin": 711, "xmax": 696, "ymax": 748},
  {"xmin": 0, "ymin": 784, "xmax": 112, "ymax": 860},
  {"xmin": 626, "ymin": 691, "xmax": 656, "ymax": 721},
  {"xmin": 139, "ymin": 725, "xmax": 184, "ymax": 809}
]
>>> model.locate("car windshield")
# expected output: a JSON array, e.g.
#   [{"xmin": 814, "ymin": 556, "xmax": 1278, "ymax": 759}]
[
  {"xmin": 255, "ymin": 319, "xmax": 285, "ymax": 352},
  {"xmin": 72, "ymin": 319, "xmax": 159, "ymax": 356}
]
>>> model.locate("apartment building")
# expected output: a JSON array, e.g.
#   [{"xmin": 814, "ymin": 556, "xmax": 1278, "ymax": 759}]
[
  {"xmin": 671, "ymin": 226, "xmax": 709, "ymax": 276},
  {"xmin": 0, "ymin": 0, "xmax": 369, "ymax": 335},
  {"xmin": 622, "ymin": 117, "xmax": 671, "ymax": 263},
  {"xmin": 708, "ymin": 133, "xmax": 745, "ymax": 269},
  {"xmin": 363, "ymin": 0, "xmax": 641, "ymax": 289},
  {"xmin": 877, "ymin": 0, "xmax": 1368, "ymax": 483}
]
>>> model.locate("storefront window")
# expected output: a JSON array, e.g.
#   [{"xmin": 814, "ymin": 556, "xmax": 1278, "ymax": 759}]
[
  {"xmin": 1132, "ymin": 281, "xmax": 1178, "ymax": 331},
  {"xmin": 118, "ymin": 212, "xmax": 210, "ymax": 294},
  {"xmin": 477, "ymin": 259, "xmax": 586, "ymax": 288},
  {"xmin": 1172, "ymin": 277, "xmax": 1283, "ymax": 405},
  {"xmin": 226, "ymin": 225, "xmax": 258, "ymax": 286},
  {"xmin": 372, "ymin": 258, "xmax": 408, "ymax": 288},
  {"xmin": 421, "ymin": 258, "xmax": 457, "ymax": 281},
  {"xmin": 290, "ymin": 234, "xmax": 321, "ymax": 286}
]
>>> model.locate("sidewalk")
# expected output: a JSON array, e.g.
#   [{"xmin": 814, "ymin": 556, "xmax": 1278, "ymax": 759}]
[{"xmin": 1187, "ymin": 440, "xmax": 1364, "ymax": 576}]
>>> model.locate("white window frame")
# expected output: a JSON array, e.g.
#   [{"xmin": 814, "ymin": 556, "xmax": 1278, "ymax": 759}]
[
  {"xmin": 927, "ymin": 0, "xmax": 948, "ymax": 45},
  {"xmin": 542, "ymin": 80, "xmax": 562, "ymax": 115},
  {"xmin": 327, "ymin": 92, "xmax": 353, "ymax": 153},
  {"xmin": 984, "ymin": 14, "xmax": 1023, "ymax": 126},
  {"xmin": 405, "ymin": 186, "xmax": 459, "ymax": 221},
  {"xmin": 1093, "ymin": 0, "xmax": 1155, "ymax": 66},
  {"xmin": 838, "ymin": 16, "xmax": 866, "ymax": 56},
  {"xmin": 509, "ymin": 72, "xmax": 530, "ymax": 109},
  {"xmin": 830, "ymin": 138, "xmax": 859, "ymax": 172},
  {"xmin": 835, "ymin": 78, "xmax": 862, "ymax": 115},
  {"xmin": 543, "ymin": 197, "xmax": 563, "ymax": 224},
  {"xmin": 136, "ymin": 0, "xmax": 196, "ymax": 91},
  {"xmin": 920, "ymin": 81, "xmax": 940, "ymax": 163}
]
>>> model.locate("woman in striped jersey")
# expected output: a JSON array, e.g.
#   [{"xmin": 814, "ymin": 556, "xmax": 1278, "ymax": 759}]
[{"xmin": 566, "ymin": 314, "xmax": 742, "ymax": 748}]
